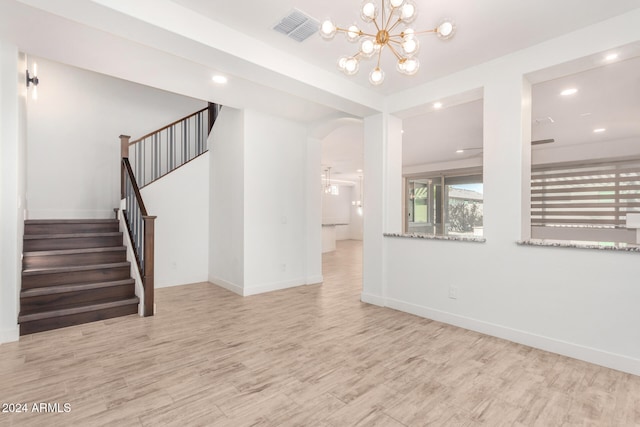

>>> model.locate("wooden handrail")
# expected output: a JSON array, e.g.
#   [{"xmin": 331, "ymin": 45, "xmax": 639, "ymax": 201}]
[
  {"xmin": 129, "ymin": 107, "xmax": 208, "ymax": 146},
  {"xmin": 122, "ymin": 158, "xmax": 149, "ymax": 216}
]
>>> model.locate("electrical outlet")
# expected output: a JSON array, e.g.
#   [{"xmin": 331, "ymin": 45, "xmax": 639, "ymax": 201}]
[
  {"xmin": 449, "ymin": 286, "xmax": 458, "ymax": 299},
  {"xmin": 281, "ymin": 263, "xmax": 286, "ymax": 272}
]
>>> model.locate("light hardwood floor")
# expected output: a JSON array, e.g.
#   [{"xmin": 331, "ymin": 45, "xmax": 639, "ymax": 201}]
[{"xmin": 1, "ymin": 239, "xmax": 639, "ymax": 426}]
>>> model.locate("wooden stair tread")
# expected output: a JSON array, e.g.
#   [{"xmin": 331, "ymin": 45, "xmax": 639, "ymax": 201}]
[
  {"xmin": 23, "ymin": 261, "xmax": 130, "ymax": 276},
  {"xmin": 20, "ymin": 216, "xmax": 141, "ymax": 335},
  {"xmin": 21, "ymin": 279, "xmax": 135, "ymax": 297},
  {"xmin": 24, "ymin": 232, "xmax": 122, "ymax": 240},
  {"xmin": 19, "ymin": 298, "xmax": 139, "ymax": 323},
  {"xmin": 25, "ymin": 219, "xmax": 118, "ymax": 224},
  {"xmin": 23, "ymin": 246, "xmax": 126, "ymax": 257}
]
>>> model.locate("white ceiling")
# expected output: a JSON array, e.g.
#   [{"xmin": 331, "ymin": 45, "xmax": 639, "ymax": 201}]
[
  {"xmin": 531, "ymin": 55, "xmax": 640, "ymax": 149},
  {"xmin": 172, "ymin": 0, "xmax": 640, "ymax": 94},
  {"xmin": 399, "ymin": 52, "xmax": 640, "ymax": 168},
  {"xmin": 2, "ymin": 0, "xmax": 640, "ymax": 181}
]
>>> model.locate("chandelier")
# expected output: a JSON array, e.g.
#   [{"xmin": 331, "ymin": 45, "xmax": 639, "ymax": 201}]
[
  {"xmin": 319, "ymin": 0, "xmax": 455, "ymax": 85},
  {"xmin": 324, "ymin": 167, "xmax": 335, "ymax": 195}
]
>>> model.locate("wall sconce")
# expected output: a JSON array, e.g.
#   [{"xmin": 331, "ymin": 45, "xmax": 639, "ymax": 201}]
[{"xmin": 26, "ymin": 63, "xmax": 39, "ymax": 100}]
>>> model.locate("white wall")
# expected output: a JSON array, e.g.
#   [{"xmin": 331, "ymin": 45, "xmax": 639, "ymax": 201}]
[
  {"xmin": 26, "ymin": 57, "xmax": 205, "ymax": 219},
  {"xmin": 362, "ymin": 113, "xmax": 403, "ymax": 305},
  {"xmin": 209, "ymin": 107, "xmax": 322, "ymax": 296},
  {"xmin": 141, "ymin": 153, "xmax": 209, "ymax": 288},
  {"xmin": 385, "ymin": 240, "xmax": 640, "ymax": 373},
  {"xmin": 305, "ymin": 138, "xmax": 323, "ymax": 285},
  {"xmin": 367, "ymin": 11, "xmax": 640, "ymax": 374},
  {"xmin": 209, "ymin": 107, "xmax": 245, "ymax": 293},
  {"xmin": 0, "ymin": 43, "xmax": 27, "ymax": 343},
  {"xmin": 243, "ymin": 109, "xmax": 314, "ymax": 294}
]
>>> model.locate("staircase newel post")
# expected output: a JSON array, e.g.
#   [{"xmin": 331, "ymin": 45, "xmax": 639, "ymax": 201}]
[
  {"xmin": 119, "ymin": 135, "xmax": 130, "ymax": 200},
  {"xmin": 142, "ymin": 215, "xmax": 157, "ymax": 317}
]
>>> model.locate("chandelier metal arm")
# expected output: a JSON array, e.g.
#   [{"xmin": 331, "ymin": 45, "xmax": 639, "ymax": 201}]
[
  {"xmin": 381, "ymin": 0, "xmax": 386, "ymax": 28},
  {"xmin": 359, "ymin": 31, "xmax": 379, "ymax": 38},
  {"xmin": 334, "ymin": 26, "xmax": 377, "ymax": 39},
  {"xmin": 413, "ymin": 28, "xmax": 439, "ymax": 36},
  {"xmin": 372, "ymin": 17, "xmax": 382, "ymax": 33},
  {"xmin": 386, "ymin": 42, "xmax": 403, "ymax": 61},
  {"xmin": 386, "ymin": 16, "xmax": 402, "ymax": 33}
]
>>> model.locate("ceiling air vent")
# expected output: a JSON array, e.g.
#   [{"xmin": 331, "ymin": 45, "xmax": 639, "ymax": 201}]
[{"xmin": 273, "ymin": 9, "xmax": 319, "ymax": 43}]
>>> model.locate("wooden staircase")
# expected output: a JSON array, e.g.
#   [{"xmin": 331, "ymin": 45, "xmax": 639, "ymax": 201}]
[{"xmin": 19, "ymin": 219, "xmax": 139, "ymax": 335}]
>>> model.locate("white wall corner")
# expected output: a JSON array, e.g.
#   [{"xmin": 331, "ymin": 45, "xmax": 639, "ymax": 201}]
[
  {"xmin": 384, "ymin": 114, "xmax": 403, "ymax": 234},
  {"xmin": 243, "ymin": 278, "xmax": 308, "ymax": 297},
  {"xmin": 209, "ymin": 276, "xmax": 244, "ymax": 296},
  {"xmin": 305, "ymin": 137, "xmax": 323, "ymax": 286},
  {"xmin": 306, "ymin": 275, "xmax": 323, "ymax": 285},
  {"xmin": 520, "ymin": 77, "xmax": 532, "ymax": 241},
  {"xmin": 360, "ymin": 292, "xmax": 386, "ymax": 307},
  {"xmin": 0, "ymin": 327, "xmax": 20, "ymax": 344}
]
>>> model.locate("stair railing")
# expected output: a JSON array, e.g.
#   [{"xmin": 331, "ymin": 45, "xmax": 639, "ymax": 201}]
[
  {"xmin": 118, "ymin": 103, "xmax": 220, "ymax": 316},
  {"xmin": 126, "ymin": 103, "xmax": 221, "ymax": 188},
  {"xmin": 120, "ymin": 135, "xmax": 156, "ymax": 317}
]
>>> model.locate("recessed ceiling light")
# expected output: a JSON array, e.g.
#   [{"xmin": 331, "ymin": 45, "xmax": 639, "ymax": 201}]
[
  {"xmin": 561, "ymin": 88, "xmax": 578, "ymax": 96},
  {"xmin": 580, "ymin": 112, "xmax": 592, "ymax": 117},
  {"xmin": 456, "ymin": 149, "xmax": 465, "ymax": 154},
  {"xmin": 212, "ymin": 75, "xmax": 228, "ymax": 84},
  {"xmin": 356, "ymin": 169, "xmax": 363, "ymax": 172},
  {"xmin": 593, "ymin": 128, "xmax": 606, "ymax": 133},
  {"xmin": 605, "ymin": 53, "xmax": 619, "ymax": 61},
  {"xmin": 433, "ymin": 102, "xmax": 443, "ymax": 109}
]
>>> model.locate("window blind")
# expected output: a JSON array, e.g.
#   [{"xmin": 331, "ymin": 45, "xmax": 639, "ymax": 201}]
[{"xmin": 531, "ymin": 158, "xmax": 640, "ymax": 231}]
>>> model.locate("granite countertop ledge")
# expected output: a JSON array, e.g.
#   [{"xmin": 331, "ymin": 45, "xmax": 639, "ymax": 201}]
[
  {"xmin": 384, "ymin": 233, "xmax": 486, "ymax": 243},
  {"xmin": 517, "ymin": 240, "xmax": 640, "ymax": 252}
]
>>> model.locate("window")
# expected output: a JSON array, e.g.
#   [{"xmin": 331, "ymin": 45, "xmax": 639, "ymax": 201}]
[
  {"xmin": 406, "ymin": 170, "xmax": 483, "ymax": 236},
  {"xmin": 531, "ymin": 157, "xmax": 640, "ymax": 245}
]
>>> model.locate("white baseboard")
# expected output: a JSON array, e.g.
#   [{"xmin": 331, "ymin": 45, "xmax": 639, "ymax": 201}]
[
  {"xmin": 360, "ymin": 292, "xmax": 386, "ymax": 307},
  {"xmin": 155, "ymin": 279, "xmax": 210, "ymax": 289},
  {"xmin": 306, "ymin": 275, "xmax": 323, "ymax": 285},
  {"xmin": 211, "ymin": 276, "xmax": 321, "ymax": 297},
  {"xmin": 244, "ymin": 278, "xmax": 307, "ymax": 296},
  {"xmin": 210, "ymin": 277, "xmax": 243, "ymax": 296},
  {"xmin": 385, "ymin": 297, "xmax": 640, "ymax": 376},
  {"xmin": 0, "ymin": 327, "xmax": 19, "ymax": 344},
  {"xmin": 28, "ymin": 209, "xmax": 115, "ymax": 219}
]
